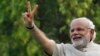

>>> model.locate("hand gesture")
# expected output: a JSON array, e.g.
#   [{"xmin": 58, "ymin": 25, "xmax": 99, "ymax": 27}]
[{"xmin": 23, "ymin": 1, "xmax": 38, "ymax": 28}]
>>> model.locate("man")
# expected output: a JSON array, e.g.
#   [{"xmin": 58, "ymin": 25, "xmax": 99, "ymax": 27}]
[{"xmin": 22, "ymin": 1, "xmax": 100, "ymax": 56}]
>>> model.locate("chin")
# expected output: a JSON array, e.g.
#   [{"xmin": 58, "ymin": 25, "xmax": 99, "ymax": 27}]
[{"xmin": 71, "ymin": 39, "xmax": 87, "ymax": 47}]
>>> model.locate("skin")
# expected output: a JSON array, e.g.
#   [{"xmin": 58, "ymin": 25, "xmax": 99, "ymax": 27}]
[
  {"xmin": 22, "ymin": 1, "xmax": 95, "ymax": 55},
  {"xmin": 23, "ymin": 1, "xmax": 55, "ymax": 55},
  {"xmin": 70, "ymin": 20, "xmax": 94, "ymax": 50}
]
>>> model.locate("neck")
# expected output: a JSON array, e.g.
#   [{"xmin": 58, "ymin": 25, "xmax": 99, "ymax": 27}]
[
  {"xmin": 74, "ymin": 41, "xmax": 94, "ymax": 52},
  {"xmin": 75, "ymin": 45, "xmax": 86, "ymax": 51}
]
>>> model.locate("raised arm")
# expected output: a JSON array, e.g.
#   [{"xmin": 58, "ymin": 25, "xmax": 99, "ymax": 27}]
[{"xmin": 22, "ymin": 1, "xmax": 55, "ymax": 55}]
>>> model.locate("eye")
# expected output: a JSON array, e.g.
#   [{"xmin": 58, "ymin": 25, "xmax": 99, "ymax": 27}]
[
  {"xmin": 77, "ymin": 28, "xmax": 84, "ymax": 31},
  {"xmin": 70, "ymin": 27, "xmax": 85, "ymax": 33},
  {"xmin": 71, "ymin": 29, "xmax": 74, "ymax": 32}
]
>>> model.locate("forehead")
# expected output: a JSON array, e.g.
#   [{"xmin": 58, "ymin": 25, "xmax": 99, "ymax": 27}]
[{"xmin": 70, "ymin": 20, "xmax": 88, "ymax": 29}]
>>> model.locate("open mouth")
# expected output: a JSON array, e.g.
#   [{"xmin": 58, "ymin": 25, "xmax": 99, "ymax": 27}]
[{"xmin": 73, "ymin": 37, "xmax": 82, "ymax": 41}]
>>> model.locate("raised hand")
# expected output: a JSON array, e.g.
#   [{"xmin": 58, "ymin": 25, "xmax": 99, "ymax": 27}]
[
  {"xmin": 23, "ymin": 1, "xmax": 38, "ymax": 28},
  {"xmin": 22, "ymin": 1, "xmax": 54, "ymax": 55}
]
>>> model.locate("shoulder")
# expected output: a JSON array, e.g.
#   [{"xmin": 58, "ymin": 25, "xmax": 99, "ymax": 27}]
[
  {"xmin": 92, "ymin": 42, "xmax": 100, "ymax": 47},
  {"xmin": 90, "ymin": 42, "xmax": 100, "ymax": 52},
  {"xmin": 54, "ymin": 43, "xmax": 72, "ymax": 51},
  {"xmin": 89, "ymin": 42, "xmax": 100, "ymax": 50},
  {"xmin": 56, "ymin": 43, "xmax": 73, "ymax": 51},
  {"xmin": 52, "ymin": 43, "xmax": 72, "ymax": 56},
  {"xmin": 56, "ymin": 43, "xmax": 72, "ymax": 48}
]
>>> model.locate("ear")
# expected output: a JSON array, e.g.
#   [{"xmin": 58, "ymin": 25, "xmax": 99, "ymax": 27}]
[
  {"xmin": 90, "ymin": 29, "xmax": 95, "ymax": 41},
  {"xmin": 90, "ymin": 29, "xmax": 95, "ymax": 35}
]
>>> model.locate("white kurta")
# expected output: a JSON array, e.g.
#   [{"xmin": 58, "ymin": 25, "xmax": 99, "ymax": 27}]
[{"xmin": 52, "ymin": 42, "xmax": 100, "ymax": 56}]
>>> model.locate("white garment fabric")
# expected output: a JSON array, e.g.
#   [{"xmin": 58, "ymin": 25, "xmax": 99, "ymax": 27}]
[{"xmin": 52, "ymin": 42, "xmax": 100, "ymax": 56}]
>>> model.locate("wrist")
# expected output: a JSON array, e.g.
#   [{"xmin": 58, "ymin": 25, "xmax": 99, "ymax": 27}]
[
  {"xmin": 26, "ymin": 23, "xmax": 35, "ymax": 29},
  {"xmin": 26, "ymin": 26, "xmax": 34, "ymax": 29}
]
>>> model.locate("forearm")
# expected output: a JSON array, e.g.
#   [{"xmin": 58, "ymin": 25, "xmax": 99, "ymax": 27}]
[
  {"xmin": 29, "ymin": 24, "xmax": 55, "ymax": 55},
  {"xmin": 23, "ymin": 2, "xmax": 54, "ymax": 55},
  {"xmin": 29, "ymin": 25, "xmax": 50, "ymax": 44}
]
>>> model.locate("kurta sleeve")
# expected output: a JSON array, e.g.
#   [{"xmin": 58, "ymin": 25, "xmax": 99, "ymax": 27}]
[{"xmin": 52, "ymin": 43, "xmax": 65, "ymax": 56}]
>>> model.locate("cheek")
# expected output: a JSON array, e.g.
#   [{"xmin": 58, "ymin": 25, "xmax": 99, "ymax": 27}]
[
  {"xmin": 86, "ymin": 32, "xmax": 91, "ymax": 37},
  {"xmin": 84, "ymin": 32, "xmax": 91, "ymax": 40},
  {"xmin": 78, "ymin": 32, "xmax": 89, "ymax": 39}
]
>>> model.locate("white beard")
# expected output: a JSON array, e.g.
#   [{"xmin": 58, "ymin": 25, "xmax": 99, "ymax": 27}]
[{"xmin": 71, "ymin": 36, "xmax": 90, "ymax": 48}]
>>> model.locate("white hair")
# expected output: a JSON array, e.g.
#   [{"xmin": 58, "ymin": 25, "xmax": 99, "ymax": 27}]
[{"xmin": 70, "ymin": 17, "xmax": 96, "ymax": 41}]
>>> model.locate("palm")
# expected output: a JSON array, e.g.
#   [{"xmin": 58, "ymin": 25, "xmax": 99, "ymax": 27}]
[{"xmin": 23, "ymin": 1, "xmax": 38, "ymax": 28}]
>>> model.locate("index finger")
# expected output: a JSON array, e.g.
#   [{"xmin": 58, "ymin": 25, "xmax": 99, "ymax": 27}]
[
  {"xmin": 31, "ymin": 4, "xmax": 39, "ymax": 16},
  {"xmin": 27, "ymin": 1, "xmax": 32, "ymax": 13}
]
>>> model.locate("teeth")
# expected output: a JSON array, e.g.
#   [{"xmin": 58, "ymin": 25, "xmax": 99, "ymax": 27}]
[{"xmin": 73, "ymin": 37, "xmax": 81, "ymax": 40}]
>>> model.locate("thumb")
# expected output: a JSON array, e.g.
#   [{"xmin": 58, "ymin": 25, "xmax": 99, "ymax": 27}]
[{"xmin": 22, "ymin": 12, "xmax": 32, "ymax": 22}]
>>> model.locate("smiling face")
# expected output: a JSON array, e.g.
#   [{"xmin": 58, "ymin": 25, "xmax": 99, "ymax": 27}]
[{"xmin": 70, "ymin": 19, "xmax": 93, "ymax": 47}]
